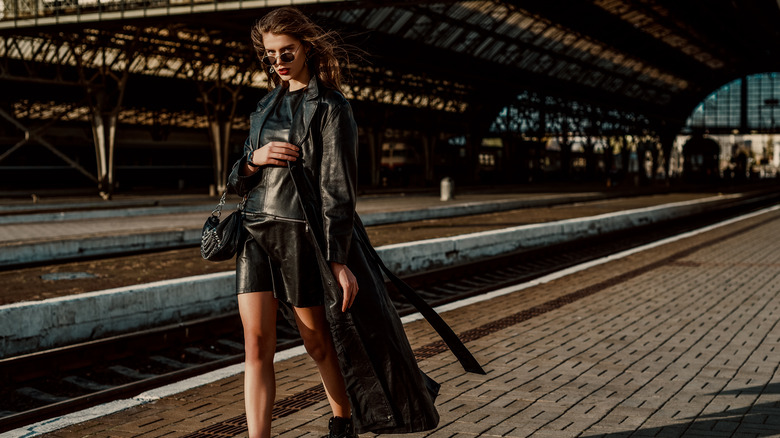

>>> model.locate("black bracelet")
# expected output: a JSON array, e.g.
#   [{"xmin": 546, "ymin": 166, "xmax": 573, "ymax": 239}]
[{"xmin": 246, "ymin": 151, "xmax": 260, "ymax": 168}]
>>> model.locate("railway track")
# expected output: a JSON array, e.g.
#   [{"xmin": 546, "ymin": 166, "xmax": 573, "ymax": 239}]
[{"xmin": 1, "ymin": 191, "xmax": 779, "ymax": 433}]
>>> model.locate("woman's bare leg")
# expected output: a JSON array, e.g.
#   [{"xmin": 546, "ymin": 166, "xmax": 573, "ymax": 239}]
[
  {"xmin": 238, "ymin": 292, "xmax": 279, "ymax": 438},
  {"xmin": 292, "ymin": 305, "xmax": 351, "ymax": 418}
]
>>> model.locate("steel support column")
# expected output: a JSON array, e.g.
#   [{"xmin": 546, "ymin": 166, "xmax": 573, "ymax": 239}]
[
  {"xmin": 421, "ymin": 133, "xmax": 436, "ymax": 184},
  {"xmin": 740, "ymin": 76, "xmax": 748, "ymax": 133},
  {"xmin": 86, "ymin": 78, "xmax": 127, "ymax": 199},
  {"xmin": 198, "ymin": 79, "xmax": 242, "ymax": 194},
  {"xmin": 659, "ymin": 128, "xmax": 677, "ymax": 180},
  {"xmin": 557, "ymin": 118, "xmax": 573, "ymax": 178},
  {"xmin": 364, "ymin": 126, "xmax": 382, "ymax": 187},
  {"xmin": 67, "ymin": 29, "xmax": 137, "ymax": 199},
  {"xmin": 583, "ymin": 134, "xmax": 598, "ymax": 180},
  {"xmin": 619, "ymin": 135, "xmax": 632, "ymax": 183}
]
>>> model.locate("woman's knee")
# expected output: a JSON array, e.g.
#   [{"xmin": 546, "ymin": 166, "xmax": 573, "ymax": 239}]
[
  {"xmin": 301, "ymin": 331, "xmax": 333, "ymax": 363},
  {"xmin": 237, "ymin": 291, "xmax": 278, "ymax": 364},
  {"xmin": 244, "ymin": 334, "xmax": 276, "ymax": 363}
]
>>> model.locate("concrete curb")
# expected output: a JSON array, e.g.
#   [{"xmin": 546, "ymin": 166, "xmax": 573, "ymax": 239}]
[
  {"xmin": 359, "ymin": 193, "xmax": 604, "ymax": 226},
  {"xmin": 0, "ymin": 198, "xmax": 161, "ymax": 214},
  {"xmin": 0, "ymin": 194, "xmax": 743, "ymax": 358},
  {"xmin": 377, "ymin": 194, "xmax": 742, "ymax": 275},
  {"xmin": 0, "ymin": 204, "xmax": 215, "ymax": 225},
  {"xmin": 1, "ymin": 228, "xmax": 202, "ymax": 267},
  {"xmin": 0, "ymin": 272, "xmax": 235, "ymax": 359}
]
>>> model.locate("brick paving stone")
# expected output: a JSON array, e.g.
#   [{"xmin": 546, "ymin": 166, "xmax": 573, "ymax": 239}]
[
  {"xmin": 436, "ymin": 419, "xmax": 497, "ymax": 436},
  {"xmin": 742, "ymin": 413, "xmax": 770, "ymax": 425},
  {"xmin": 763, "ymin": 410, "xmax": 780, "ymax": 425},
  {"xmin": 525, "ymin": 429, "xmax": 584, "ymax": 438},
  {"xmin": 684, "ymin": 430, "xmax": 735, "ymax": 437},
  {"xmin": 733, "ymin": 426, "xmax": 780, "ymax": 436},
  {"xmin": 749, "ymin": 427, "xmax": 778, "ymax": 438},
  {"xmin": 111, "ymin": 415, "xmax": 169, "ymax": 434},
  {"xmin": 712, "ymin": 420, "xmax": 741, "ymax": 432},
  {"xmin": 648, "ymin": 427, "xmax": 688, "ymax": 438}
]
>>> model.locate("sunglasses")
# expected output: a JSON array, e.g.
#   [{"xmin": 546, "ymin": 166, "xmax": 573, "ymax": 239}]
[{"xmin": 261, "ymin": 45, "xmax": 301, "ymax": 66}]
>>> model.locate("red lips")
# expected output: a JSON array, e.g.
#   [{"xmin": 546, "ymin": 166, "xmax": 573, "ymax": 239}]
[{"xmin": 277, "ymin": 68, "xmax": 290, "ymax": 75}]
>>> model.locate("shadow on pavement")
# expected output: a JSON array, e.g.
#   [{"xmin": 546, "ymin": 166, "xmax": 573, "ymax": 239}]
[{"xmin": 580, "ymin": 383, "xmax": 780, "ymax": 437}]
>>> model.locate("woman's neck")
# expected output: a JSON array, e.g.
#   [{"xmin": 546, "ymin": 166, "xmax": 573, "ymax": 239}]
[{"xmin": 288, "ymin": 70, "xmax": 311, "ymax": 91}]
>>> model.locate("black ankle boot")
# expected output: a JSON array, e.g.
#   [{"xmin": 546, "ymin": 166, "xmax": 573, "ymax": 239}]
[{"xmin": 325, "ymin": 416, "xmax": 357, "ymax": 438}]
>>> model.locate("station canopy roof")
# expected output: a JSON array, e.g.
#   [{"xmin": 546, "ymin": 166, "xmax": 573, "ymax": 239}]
[{"xmin": 2, "ymin": 0, "xmax": 779, "ymax": 133}]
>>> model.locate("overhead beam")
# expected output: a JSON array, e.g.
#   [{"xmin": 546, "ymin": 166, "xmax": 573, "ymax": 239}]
[
  {"xmin": 0, "ymin": 106, "xmax": 98, "ymax": 182},
  {"xmin": 0, "ymin": 0, "xmax": 353, "ymax": 31},
  {"xmin": 508, "ymin": 0, "xmax": 713, "ymax": 90}
]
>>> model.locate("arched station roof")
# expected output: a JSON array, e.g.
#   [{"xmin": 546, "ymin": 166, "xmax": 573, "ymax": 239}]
[{"xmin": 2, "ymin": 0, "xmax": 779, "ymax": 135}]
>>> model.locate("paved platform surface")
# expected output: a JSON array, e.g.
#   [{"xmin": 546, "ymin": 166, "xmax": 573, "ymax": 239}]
[{"xmin": 31, "ymin": 203, "xmax": 780, "ymax": 437}]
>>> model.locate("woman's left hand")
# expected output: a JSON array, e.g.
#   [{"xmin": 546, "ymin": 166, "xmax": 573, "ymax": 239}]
[{"xmin": 330, "ymin": 262, "xmax": 358, "ymax": 312}]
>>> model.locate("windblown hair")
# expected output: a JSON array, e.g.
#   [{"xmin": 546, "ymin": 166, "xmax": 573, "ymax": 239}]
[{"xmin": 251, "ymin": 7, "xmax": 349, "ymax": 92}]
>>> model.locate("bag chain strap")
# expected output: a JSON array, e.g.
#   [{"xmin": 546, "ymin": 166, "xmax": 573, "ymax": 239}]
[{"xmin": 211, "ymin": 188, "xmax": 247, "ymax": 219}]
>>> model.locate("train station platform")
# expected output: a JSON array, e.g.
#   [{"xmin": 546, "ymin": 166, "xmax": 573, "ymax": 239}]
[
  {"xmin": 0, "ymin": 186, "xmax": 631, "ymax": 268},
  {"xmin": 10, "ymin": 199, "xmax": 780, "ymax": 437},
  {"xmin": 0, "ymin": 184, "xmax": 754, "ymax": 268}
]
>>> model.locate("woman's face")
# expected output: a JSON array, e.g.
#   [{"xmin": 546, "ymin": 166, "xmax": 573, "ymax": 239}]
[{"xmin": 262, "ymin": 32, "xmax": 310, "ymax": 90}]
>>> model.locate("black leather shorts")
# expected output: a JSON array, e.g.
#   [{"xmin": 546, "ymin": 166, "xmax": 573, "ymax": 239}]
[{"xmin": 236, "ymin": 212, "xmax": 324, "ymax": 308}]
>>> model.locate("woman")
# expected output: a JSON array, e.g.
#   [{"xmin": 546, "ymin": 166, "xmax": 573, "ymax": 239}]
[
  {"xmin": 228, "ymin": 7, "xmax": 483, "ymax": 438},
  {"xmin": 227, "ymin": 7, "xmax": 438, "ymax": 438}
]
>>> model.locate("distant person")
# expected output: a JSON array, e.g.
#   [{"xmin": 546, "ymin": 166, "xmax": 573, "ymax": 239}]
[{"xmin": 226, "ymin": 7, "xmax": 466, "ymax": 438}]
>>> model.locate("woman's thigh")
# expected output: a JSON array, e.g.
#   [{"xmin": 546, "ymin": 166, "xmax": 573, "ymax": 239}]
[
  {"xmin": 292, "ymin": 305, "xmax": 334, "ymax": 360},
  {"xmin": 291, "ymin": 305, "xmax": 328, "ymax": 337},
  {"xmin": 238, "ymin": 292, "xmax": 279, "ymax": 352}
]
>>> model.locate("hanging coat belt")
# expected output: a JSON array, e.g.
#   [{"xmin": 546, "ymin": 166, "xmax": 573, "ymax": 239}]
[
  {"xmin": 353, "ymin": 217, "xmax": 485, "ymax": 375},
  {"xmin": 288, "ymin": 161, "xmax": 485, "ymax": 375}
]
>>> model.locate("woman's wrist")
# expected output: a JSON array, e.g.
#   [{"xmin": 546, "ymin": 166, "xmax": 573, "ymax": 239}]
[{"xmin": 246, "ymin": 151, "xmax": 260, "ymax": 168}]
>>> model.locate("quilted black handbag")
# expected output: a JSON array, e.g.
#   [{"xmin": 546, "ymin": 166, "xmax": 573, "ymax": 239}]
[{"xmin": 201, "ymin": 190, "xmax": 246, "ymax": 261}]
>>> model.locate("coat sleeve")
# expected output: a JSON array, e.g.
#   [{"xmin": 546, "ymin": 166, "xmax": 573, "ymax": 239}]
[
  {"xmin": 227, "ymin": 137, "xmax": 263, "ymax": 196},
  {"xmin": 319, "ymin": 100, "xmax": 358, "ymax": 264}
]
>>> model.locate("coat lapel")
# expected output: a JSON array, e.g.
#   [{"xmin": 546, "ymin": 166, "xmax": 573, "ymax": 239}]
[{"xmin": 249, "ymin": 86, "xmax": 284, "ymax": 149}]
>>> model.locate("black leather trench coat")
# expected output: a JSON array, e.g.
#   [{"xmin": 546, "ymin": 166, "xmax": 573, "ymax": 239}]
[{"xmin": 228, "ymin": 77, "xmax": 482, "ymax": 434}]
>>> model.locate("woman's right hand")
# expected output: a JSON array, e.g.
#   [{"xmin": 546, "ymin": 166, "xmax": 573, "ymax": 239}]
[{"xmin": 249, "ymin": 142, "xmax": 300, "ymax": 167}]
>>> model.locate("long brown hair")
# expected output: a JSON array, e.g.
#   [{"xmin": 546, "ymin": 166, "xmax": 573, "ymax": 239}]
[{"xmin": 251, "ymin": 7, "xmax": 348, "ymax": 92}]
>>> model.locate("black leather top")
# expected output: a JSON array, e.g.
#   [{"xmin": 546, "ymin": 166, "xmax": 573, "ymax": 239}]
[
  {"xmin": 259, "ymin": 87, "xmax": 305, "ymax": 147},
  {"xmin": 244, "ymin": 87, "xmax": 307, "ymax": 219}
]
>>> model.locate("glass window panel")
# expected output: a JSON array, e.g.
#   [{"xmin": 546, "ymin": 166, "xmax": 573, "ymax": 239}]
[
  {"xmin": 474, "ymin": 37, "xmax": 495, "ymax": 60},
  {"xmin": 441, "ymin": 28, "xmax": 464, "ymax": 48},
  {"xmin": 429, "ymin": 22, "xmax": 450, "ymax": 46},
  {"xmin": 685, "ymin": 75, "xmax": 780, "ymax": 130},
  {"xmin": 403, "ymin": 15, "xmax": 432, "ymax": 39},
  {"xmin": 366, "ymin": 8, "xmax": 394, "ymax": 29},
  {"xmin": 386, "ymin": 10, "xmax": 413, "ymax": 34}
]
